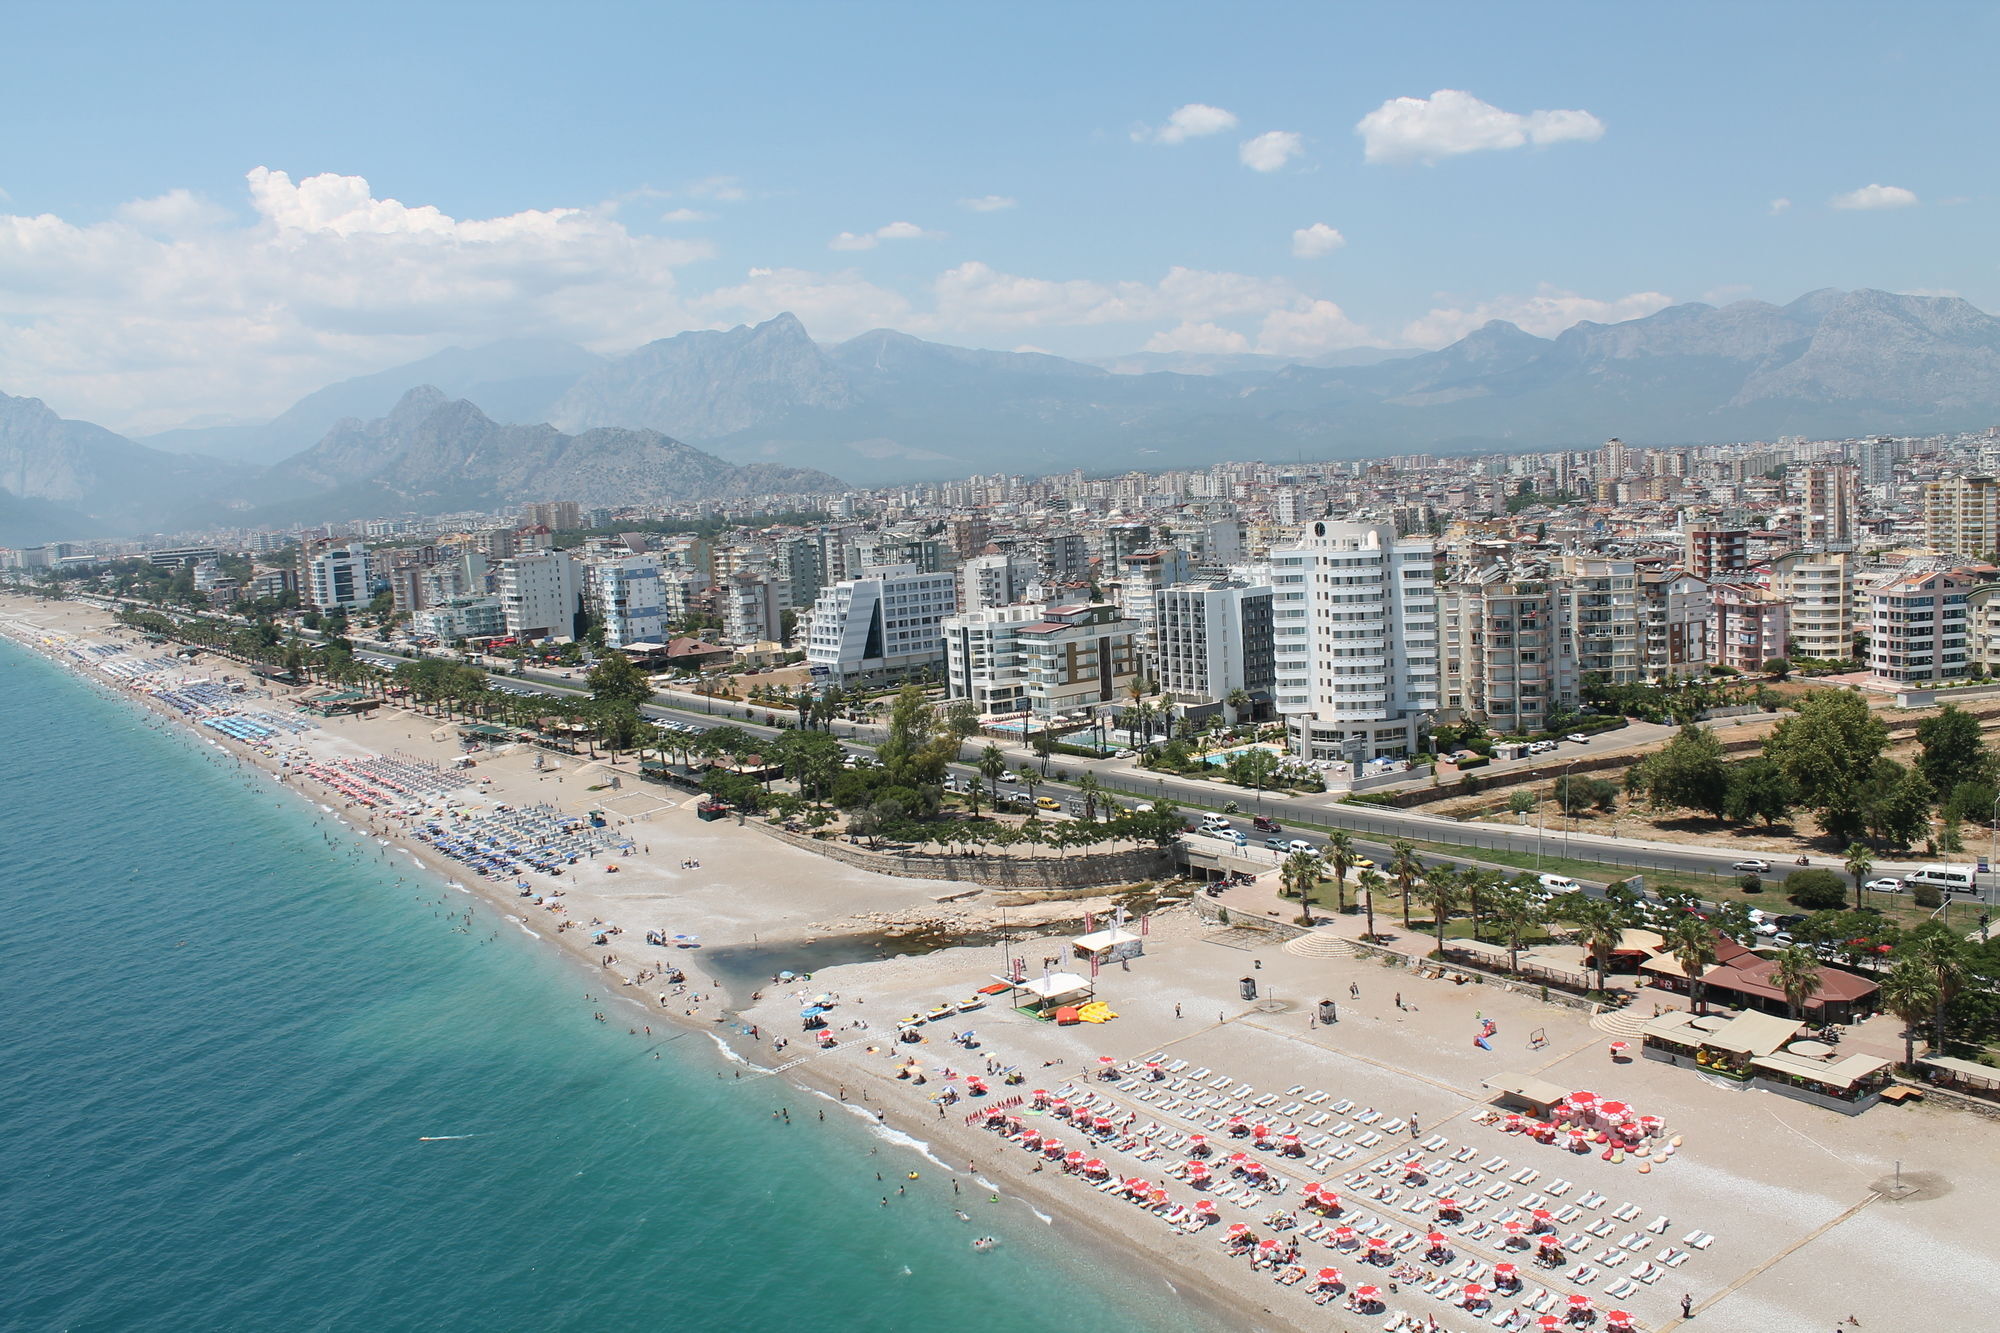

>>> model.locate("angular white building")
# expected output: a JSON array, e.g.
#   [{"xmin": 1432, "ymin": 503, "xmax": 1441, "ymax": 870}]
[
  {"xmin": 585, "ymin": 554, "xmax": 668, "ymax": 649},
  {"xmin": 1153, "ymin": 579, "xmax": 1276, "ymax": 711},
  {"xmin": 1268, "ymin": 519, "xmax": 1438, "ymax": 761},
  {"xmin": 300, "ymin": 539, "xmax": 373, "ymax": 612},
  {"xmin": 804, "ymin": 564, "xmax": 958, "ymax": 684},
  {"xmin": 498, "ymin": 549, "xmax": 581, "ymax": 641}
]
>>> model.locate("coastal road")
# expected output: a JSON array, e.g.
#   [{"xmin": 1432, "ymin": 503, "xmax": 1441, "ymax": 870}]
[{"xmin": 248, "ymin": 629, "xmax": 1963, "ymax": 892}]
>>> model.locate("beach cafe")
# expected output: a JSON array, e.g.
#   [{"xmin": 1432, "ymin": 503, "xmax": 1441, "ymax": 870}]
[
  {"xmin": 998, "ymin": 971, "xmax": 1096, "ymax": 1021},
  {"xmin": 1917, "ymin": 1055, "xmax": 2000, "ymax": 1102},
  {"xmin": 1639, "ymin": 1010, "xmax": 1892, "ymax": 1114}
]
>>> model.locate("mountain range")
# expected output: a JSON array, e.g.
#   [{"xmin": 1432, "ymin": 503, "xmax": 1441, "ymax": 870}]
[{"xmin": 4, "ymin": 287, "xmax": 1999, "ymax": 545}]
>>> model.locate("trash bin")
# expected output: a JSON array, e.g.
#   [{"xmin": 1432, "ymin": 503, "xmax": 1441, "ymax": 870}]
[
  {"xmin": 1239, "ymin": 976, "xmax": 1258, "ymax": 1001},
  {"xmin": 1318, "ymin": 999, "xmax": 1339, "ymax": 1025}
]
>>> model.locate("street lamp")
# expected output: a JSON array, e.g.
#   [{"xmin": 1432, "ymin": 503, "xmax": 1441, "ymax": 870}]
[{"xmin": 1562, "ymin": 760, "xmax": 1578, "ymax": 862}]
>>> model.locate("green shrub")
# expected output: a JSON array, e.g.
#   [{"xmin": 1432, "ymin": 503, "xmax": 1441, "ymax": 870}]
[
  {"xmin": 1739, "ymin": 874, "xmax": 1763, "ymax": 894},
  {"xmin": 1912, "ymin": 884, "xmax": 1944, "ymax": 909},
  {"xmin": 1784, "ymin": 868, "xmax": 1848, "ymax": 910}
]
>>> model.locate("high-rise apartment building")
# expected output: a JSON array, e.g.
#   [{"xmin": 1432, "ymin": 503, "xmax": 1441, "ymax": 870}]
[
  {"xmin": 1768, "ymin": 550, "xmax": 1854, "ymax": 662},
  {"xmin": 1439, "ymin": 561, "xmax": 1574, "ymax": 733},
  {"xmin": 1683, "ymin": 526, "xmax": 1747, "ymax": 581},
  {"xmin": 498, "ymin": 549, "xmax": 581, "ymax": 640},
  {"xmin": 1801, "ymin": 464, "xmax": 1858, "ymax": 545},
  {"xmin": 804, "ymin": 564, "xmax": 958, "ymax": 684},
  {"xmin": 942, "ymin": 601, "xmax": 1140, "ymax": 719},
  {"xmin": 585, "ymin": 555, "xmax": 668, "ymax": 649},
  {"xmin": 1866, "ymin": 568, "xmax": 1973, "ymax": 684},
  {"xmin": 1268, "ymin": 520, "xmax": 1438, "ymax": 762},
  {"xmin": 1561, "ymin": 555, "xmax": 1642, "ymax": 683},
  {"xmin": 1153, "ymin": 579, "xmax": 1276, "ymax": 711},
  {"xmin": 1923, "ymin": 476, "xmax": 2000, "ymax": 559},
  {"xmin": 519, "ymin": 500, "xmax": 580, "ymax": 532},
  {"xmin": 1710, "ymin": 582, "xmax": 1790, "ymax": 675},
  {"xmin": 299, "ymin": 539, "xmax": 373, "ymax": 612},
  {"xmin": 1637, "ymin": 571, "xmax": 1713, "ymax": 680}
]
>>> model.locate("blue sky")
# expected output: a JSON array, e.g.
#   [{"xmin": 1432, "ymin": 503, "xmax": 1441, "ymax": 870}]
[{"xmin": 3, "ymin": 1, "xmax": 1992, "ymax": 432}]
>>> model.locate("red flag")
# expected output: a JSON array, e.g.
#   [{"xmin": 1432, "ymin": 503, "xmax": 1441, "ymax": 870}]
[
  {"xmin": 1084, "ymin": 911, "xmax": 1096, "ymax": 934},
  {"xmin": 1090, "ymin": 951, "xmax": 1101, "ymax": 978},
  {"xmin": 1140, "ymin": 913, "xmax": 1150, "ymax": 936}
]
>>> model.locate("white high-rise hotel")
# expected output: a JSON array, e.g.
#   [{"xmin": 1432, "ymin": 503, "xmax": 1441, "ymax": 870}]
[{"xmin": 1269, "ymin": 519, "xmax": 1438, "ymax": 762}]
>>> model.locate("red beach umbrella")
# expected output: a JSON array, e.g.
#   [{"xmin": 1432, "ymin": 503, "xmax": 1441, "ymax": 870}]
[
  {"xmin": 1437, "ymin": 1198, "xmax": 1459, "ymax": 1213},
  {"xmin": 1226, "ymin": 1222, "xmax": 1250, "ymax": 1238},
  {"xmin": 1333, "ymin": 1225, "xmax": 1356, "ymax": 1242},
  {"xmin": 1538, "ymin": 1318, "xmax": 1560, "ymax": 1331},
  {"xmin": 1282, "ymin": 1132, "xmax": 1301, "ymax": 1143},
  {"xmin": 1463, "ymin": 1283, "xmax": 1486, "ymax": 1299},
  {"xmin": 1303, "ymin": 1181, "xmax": 1323, "ymax": 1195},
  {"xmin": 1494, "ymin": 1262, "xmax": 1518, "ymax": 1278},
  {"xmin": 1083, "ymin": 1158, "xmax": 1105, "ymax": 1173},
  {"xmin": 1188, "ymin": 1133, "xmax": 1207, "ymax": 1146},
  {"xmin": 1426, "ymin": 1231, "xmax": 1448, "ymax": 1245},
  {"xmin": 1531, "ymin": 1208, "xmax": 1553, "ymax": 1223},
  {"xmin": 1503, "ymin": 1220, "xmax": 1525, "ymax": 1235},
  {"xmin": 1253, "ymin": 1123, "xmax": 1272, "ymax": 1138},
  {"xmin": 1227, "ymin": 1151, "xmax": 1249, "ymax": 1165},
  {"xmin": 1195, "ymin": 1200, "xmax": 1217, "ymax": 1214},
  {"xmin": 1258, "ymin": 1237, "xmax": 1279, "ymax": 1252},
  {"xmin": 1098, "ymin": 1055, "xmax": 1115, "ymax": 1065},
  {"xmin": 1568, "ymin": 1090, "xmax": 1597, "ymax": 1108},
  {"xmin": 1608, "ymin": 1040, "xmax": 1630, "ymax": 1055},
  {"xmin": 1355, "ymin": 1284, "xmax": 1380, "ymax": 1300},
  {"xmin": 1607, "ymin": 1312, "xmax": 1634, "ymax": 1330},
  {"xmin": 1538, "ymin": 1233, "xmax": 1562, "ymax": 1248},
  {"xmin": 1245, "ymin": 1160, "xmax": 1267, "ymax": 1176},
  {"xmin": 1065, "ymin": 1149, "xmax": 1085, "ymax": 1163},
  {"xmin": 1319, "ymin": 1191, "xmax": 1340, "ymax": 1209},
  {"xmin": 1316, "ymin": 1267, "xmax": 1342, "ymax": 1283},
  {"xmin": 1189, "ymin": 1161, "xmax": 1210, "ymax": 1177},
  {"xmin": 1599, "ymin": 1100, "xmax": 1630, "ymax": 1119},
  {"xmin": 1568, "ymin": 1293, "xmax": 1593, "ymax": 1309},
  {"xmin": 1366, "ymin": 1235, "xmax": 1390, "ymax": 1250}
]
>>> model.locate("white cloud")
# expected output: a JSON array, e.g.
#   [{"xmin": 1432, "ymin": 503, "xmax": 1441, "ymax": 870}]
[
  {"xmin": 660, "ymin": 207, "xmax": 711, "ymax": 223},
  {"xmin": 0, "ymin": 167, "xmax": 714, "ymax": 433},
  {"xmin": 115, "ymin": 189, "xmax": 232, "ymax": 233},
  {"xmin": 1355, "ymin": 89, "xmax": 1604, "ymax": 165},
  {"xmin": 929, "ymin": 261, "xmax": 1296, "ymax": 332},
  {"xmin": 1831, "ymin": 183, "xmax": 1918, "ymax": 211},
  {"xmin": 686, "ymin": 176, "xmax": 747, "ymax": 202},
  {"xmin": 1255, "ymin": 300, "xmax": 1372, "ymax": 355},
  {"xmin": 1239, "ymin": 131, "xmax": 1304, "ymax": 173},
  {"xmin": 1135, "ymin": 103, "xmax": 1238, "ymax": 145},
  {"xmin": 1768, "ymin": 197, "xmax": 1791, "ymax": 215},
  {"xmin": 1145, "ymin": 321, "xmax": 1251, "ymax": 355},
  {"xmin": 959, "ymin": 195, "xmax": 1017, "ymax": 212},
  {"xmin": 697, "ymin": 266, "xmax": 913, "ymax": 336},
  {"xmin": 1291, "ymin": 222, "xmax": 1346, "ymax": 259},
  {"xmin": 1400, "ymin": 284, "xmax": 1674, "ymax": 346},
  {"xmin": 828, "ymin": 220, "xmax": 942, "ymax": 251}
]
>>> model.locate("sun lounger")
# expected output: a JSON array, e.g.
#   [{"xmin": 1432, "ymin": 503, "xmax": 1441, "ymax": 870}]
[
  {"xmin": 1647, "ymin": 1215, "xmax": 1670, "ymax": 1235},
  {"xmin": 1452, "ymin": 1145, "xmax": 1477, "ymax": 1162},
  {"xmin": 1662, "ymin": 1249, "xmax": 1690, "ymax": 1267},
  {"xmin": 1381, "ymin": 1118, "xmax": 1406, "ymax": 1135},
  {"xmin": 1604, "ymin": 1277, "xmax": 1636, "ymax": 1298},
  {"xmin": 1553, "ymin": 1206, "xmax": 1579, "ymax": 1224},
  {"xmin": 1576, "ymin": 1191, "xmax": 1605, "ymax": 1208},
  {"xmin": 1256, "ymin": 1093, "xmax": 1278, "ymax": 1107},
  {"xmin": 1586, "ymin": 1219, "xmax": 1614, "ymax": 1238},
  {"xmin": 1545, "ymin": 1179, "xmax": 1572, "ymax": 1197},
  {"xmin": 1612, "ymin": 1203, "xmax": 1640, "ymax": 1221},
  {"xmin": 1356, "ymin": 1108, "xmax": 1382, "ymax": 1124},
  {"xmin": 1509, "ymin": 1168, "xmax": 1534, "ymax": 1184},
  {"xmin": 1331, "ymin": 1144, "xmax": 1356, "ymax": 1160},
  {"xmin": 1305, "ymin": 1090, "xmax": 1329, "ymax": 1104},
  {"xmin": 1356, "ymin": 1131, "xmax": 1382, "ymax": 1148},
  {"xmin": 1480, "ymin": 1157, "xmax": 1508, "ymax": 1173},
  {"xmin": 1688, "ymin": 1231, "xmax": 1714, "ymax": 1249},
  {"xmin": 1631, "ymin": 1262, "xmax": 1660, "ymax": 1283},
  {"xmin": 1331, "ymin": 1098, "xmax": 1355, "ymax": 1114}
]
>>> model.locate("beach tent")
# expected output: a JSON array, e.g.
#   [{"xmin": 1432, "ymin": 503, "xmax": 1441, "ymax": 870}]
[{"xmin": 1069, "ymin": 927, "xmax": 1144, "ymax": 964}]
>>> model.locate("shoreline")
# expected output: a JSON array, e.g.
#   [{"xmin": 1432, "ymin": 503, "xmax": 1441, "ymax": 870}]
[{"xmin": 0, "ymin": 596, "xmax": 1258, "ymax": 1333}]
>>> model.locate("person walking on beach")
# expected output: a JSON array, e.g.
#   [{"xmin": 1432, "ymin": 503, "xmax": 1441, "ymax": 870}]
[
  {"xmin": 1350, "ymin": 982, "xmax": 1360, "ymax": 999},
  {"xmin": 1681, "ymin": 1294, "xmax": 1694, "ymax": 1317}
]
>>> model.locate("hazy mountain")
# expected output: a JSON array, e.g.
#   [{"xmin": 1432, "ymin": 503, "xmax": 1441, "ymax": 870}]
[
  {"xmin": 0, "ymin": 392, "xmax": 236, "ymax": 541},
  {"xmin": 146, "ymin": 339, "xmax": 603, "ymax": 463},
  {"xmin": 251, "ymin": 387, "xmax": 841, "ymax": 520},
  {"xmin": 1088, "ymin": 347, "xmax": 1415, "ymax": 376},
  {"xmin": 515, "ymin": 291, "xmax": 2000, "ymax": 481}
]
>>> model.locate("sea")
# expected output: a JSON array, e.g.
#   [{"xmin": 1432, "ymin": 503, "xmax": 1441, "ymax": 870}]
[{"xmin": 0, "ymin": 637, "xmax": 1205, "ymax": 1332}]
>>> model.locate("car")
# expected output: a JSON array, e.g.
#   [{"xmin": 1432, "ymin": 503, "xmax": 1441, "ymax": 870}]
[
  {"xmin": 1527, "ymin": 739, "xmax": 1557, "ymax": 755},
  {"xmin": 1287, "ymin": 839, "xmax": 1319, "ymax": 856},
  {"xmin": 1537, "ymin": 874, "xmax": 1581, "ymax": 893},
  {"xmin": 1264, "ymin": 837, "xmax": 1290, "ymax": 851},
  {"xmin": 1864, "ymin": 877, "xmax": 1906, "ymax": 893},
  {"xmin": 1566, "ymin": 732, "xmax": 1589, "ymax": 744},
  {"xmin": 1770, "ymin": 931, "xmax": 1796, "ymax": 947},
  {"xmin": 1252, "ymin": 816, "xmax": 1282, "ymax": 832},
  {"xmin": 1732, "ymin": 859, "xmax": 1773, "ymax": 873},
  {"xmin": 1775, "ymin": 913, "xmax": 1807, "ymax": 928},
  {"xmin": 1034, "ymin": 795, "xmax": 1061, "ymax": 811},
  {"xmin": 1752, "ymin": 920, "xmax": 1779, "ymax": 936},
  {"xmin": 1114, "ymin": 749, "xmax": 1136, "ymax": 759},
  {"xmin": 1351, "ymin": 856, "xmax": 1376, "ymax": 871}
]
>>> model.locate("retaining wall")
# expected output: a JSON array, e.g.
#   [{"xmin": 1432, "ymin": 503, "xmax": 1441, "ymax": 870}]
[{"xmin": 748, "ymin": 818, "xmax": 1171, "ymax": 888}]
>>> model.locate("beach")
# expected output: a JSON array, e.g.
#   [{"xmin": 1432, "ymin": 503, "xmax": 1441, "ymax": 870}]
[{"xmin": 8, "ymin": 590, "xmax": 2000, "ymax": 1333}]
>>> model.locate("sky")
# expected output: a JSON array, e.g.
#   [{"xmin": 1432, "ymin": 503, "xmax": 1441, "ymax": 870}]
[{"xmin": 2, "ymin": 0, "xmax": 1993, "ymax": 435}]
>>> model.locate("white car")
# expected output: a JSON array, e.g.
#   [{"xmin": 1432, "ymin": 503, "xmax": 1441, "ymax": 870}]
[
  {"xmin": 1864, "ymin": 877, "xmax": 1905, "ymax": 893},
  {"xmin": 1287, "ymin": 839, "xmax": 1320, "ymax": 856},
  {"xmin": 1732, "ymin": 859, "xmax": 1773, "ymax": 874},
  {"xmin": 1565, "ymin": 732, "xmax": 1589, "ymax": 744}
]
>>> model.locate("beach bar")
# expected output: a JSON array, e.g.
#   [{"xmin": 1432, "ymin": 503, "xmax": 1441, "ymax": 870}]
[
  {"xmin": 1641, "ymin": 1010, "xmax": 1889, "ymax": 1113},
  {"xmin": 1070, "ymin": 927, "xmax": 1143, "ymax": 965},
  {"xmin": 1481, "ymin": 1073, "xmax": 1569, "ymax": 1119}
]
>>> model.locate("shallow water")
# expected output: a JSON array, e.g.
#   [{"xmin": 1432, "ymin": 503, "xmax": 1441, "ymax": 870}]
[{"xmin": 0, "ymin": 638, "xmax": 1196, "ymax": 1331}]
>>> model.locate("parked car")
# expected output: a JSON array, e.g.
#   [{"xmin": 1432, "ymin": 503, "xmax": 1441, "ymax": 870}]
[
  {"xmin": 1732, "ymin": 858, "xmax": 1773, "ymax": 873},
  {"xmin": 1565, "ymin": 732, "xmax": 1589, "ymax": 744},
  {"xmin": 1863, "ymin": 877, "xmax": 1905, "ymax": 893},
  {"xmin": 1527, "ymin": 739, "xmax": 1557, "ymax": 754},
  {"xmin": 1287, "ymin": 839, "xmax": 1319, "ymax": 856}
]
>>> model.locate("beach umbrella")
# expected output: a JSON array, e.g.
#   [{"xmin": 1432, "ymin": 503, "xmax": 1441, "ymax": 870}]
[
  {"xmin": 1437, "ymin": 1198, "xmax": 1459, "ymax": 1213},
  {"xmin": 1568, "ymin": 1294, "xmax": 1592, "ymax": 1309},
  {"xmin": 1366, "ymin": 1235, "xmax": 1390, "ymax": 1250},
  {"xmin": 1245, "ymin": 1161, "xmax": 1267, "ymax": 1176},
  {"xmin": 1599, "ymin": 1100, "xmax": 1630, "ymax": 1119},
  {"xmin": 1188, "ymin": 1132, "xmax": 1208, "ymax": 1148},
  {"xmin": 1189, "ymin": 1161, "xmax": 1210, "ymax": 1177},
  {"xmin": 1098, "ymin": 1055, "xmax": 1115, "ymax": 1066},
  {"xmin": 1494, "ymin": 1262, "xmax": 1518, "ymax": 1279},
  {"xmin": 1065, "ymin": 1149, "xmax": 1085, "ymax": 1163},
  {"xmin": 1639, "ymin": 1114, "xmax": 1664, "ymax": 1134},
  {"xmin": 1531, "ymin": 1208, "xmax": 1553, "ymax": 1224},
  {"xmin": 1426, "ymin": 1231, "xmax": 1447, "ymax": 1245},
  {"xmin": 1568, "ymin": 1090, "xmax": 1597, "ymax": 1108},
  {"xmin": 1538, "ymin": 1318, "xmax": 1560, "ymax": 1331},
  {"xmin": 1258, "ymin": 1238, "xmax": 1279, "ymax": 1252},
  {"xmin": 1195, "ymin": 1200, "xmax": 1217, "ymax": 1215},
  {"xmin": 1463, "ymin": 1283, "xmax": 1486, "ymax": 1300},
  {"xmin": 1332, "ymin": 1225, "xmax": 1356, "ymax": 1242},
  {"xmin": 1227, "ymin": 1151, "xmax": 1249, "ymax": 1164},
  {"xmin": 1303, "ymin": 1181, "xmax": 1323, "ymax": 1196},
  {"xmin": 1226, "ymin": 1222, "xmax": 1250, "ymax": 1238},
  {"xmin": 1316, "ymin": 1267, "xmax": 1342, "ymax": 1284},
  {"xmin": 1355, "ymin": 1284, "xmax": 1380, "ymax": 1300},
  {"xmin": 1608, "ymin": 1040, "xmax": 1630, "ymax": 1056},
  {"xmin": 1503, "ymin": 1220, "xmax": 1526, "ymax": 1236},
  {"xmin": 1607, "ymin": 1312, "xmax": 1634, "ymax": 1330},
  {"xmin": 1149, "ymin": 1188, "xmax": 1169, "ymax": 1205},
  {"xmin": 1253, "ymin": 1123, "xmax": 1272, "ymax": 1138},
  {"xmin": 1282, "ymin": 1132, "xmax": 1301, "ymax": 1143},
  {"xmin": 1318, "ymin": 1191, "xmax": 1340, "ymax": 1209}
]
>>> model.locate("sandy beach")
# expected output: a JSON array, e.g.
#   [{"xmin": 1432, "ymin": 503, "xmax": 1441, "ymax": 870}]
[{"xmin": 7, "ymin": 590, "xmax": 1999, "ymax": 1333}]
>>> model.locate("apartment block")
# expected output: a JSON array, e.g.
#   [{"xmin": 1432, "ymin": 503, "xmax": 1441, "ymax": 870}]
[
  {"xmin": 804, "ymin": 564, "xmax": 958, "ymax": 683},
  {"xmin": 1153, "ymin": 579, "xmax": 1276, "ymax": 710}
]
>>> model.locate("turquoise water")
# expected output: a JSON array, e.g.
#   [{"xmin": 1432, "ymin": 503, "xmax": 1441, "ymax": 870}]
[{"xmin": 0, "ymin": 639, "xmax": 1194, "ymax": 1332}]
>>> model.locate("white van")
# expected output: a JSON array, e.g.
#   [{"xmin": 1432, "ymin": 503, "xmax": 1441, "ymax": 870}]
[
  {"xmin": 1198, "ymin": 813, "xmax": 1234, "ymax": 834},
  {"xmin": 1537, "ymin": 874, "xmax": 1581, "ymax": 894},
  {"xmin": 1907, "ymin": 865, "xmax": 1979, "ymax": 894}
]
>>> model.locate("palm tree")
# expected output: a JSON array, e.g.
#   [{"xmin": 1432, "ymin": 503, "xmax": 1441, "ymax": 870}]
[
  {"xmin": 1844, "ymin": 843, "xmax": 1874, "ymax": 912},
  {"xmin": 1909, "ymin": 929, "xmax": 1970, "ymax": 1052},
  {"xmin": 1566, "ymin": 896, "xmax": 1631, "ymax": 995},
  {"xmin": 1225, "ymin": 687, "xmax": 1252, "ymax": 725},
  {"xmin": 1464, "ymin": 868, "xmax": 1502, "ymax": 943},
  {"xmin": 1389, "ymin": 839, "xmax": 1424, "ymax": 929},
  {"xmin": 1323, "ymin": 830, "xmax": 1356, "ymax": 913},
  {"xmin": 978, "ymin": 744, "xmax": 1007, "ymax": 805},
  {"xmin": 1416, "ymin": 872, "xmax": 1462, "ymax": 958},
  {"xmin": 1664, "ymin": 914, "xmax": 1718, "ymax": 1014},
  {"xmin": 1489, "ymin": 887, "xmax": 1547, "ymax": 975},
  {"xmin": 1879, "ymin": 957, "xmax": 1942, "ymax": 1068},
  {"xmin": 1772, "ymin": 945, "xmax": 1824, "ymax": 1021},
  {"xmin": 1281, "ymin": 850, "xmax": 1320, "ymax": 925},
  {"xmin": 1014, "ymin": 764, "xmax": 1043, "ymax": 807},
  {"xmin": 1075, "ymin": 771, "xmax": 1104, "ymax": 821},
  {"xmin": 1357, "ymin": 868, "xmax": 1387, "ymax": 942}
]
